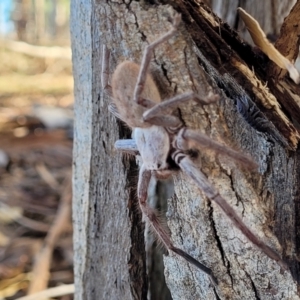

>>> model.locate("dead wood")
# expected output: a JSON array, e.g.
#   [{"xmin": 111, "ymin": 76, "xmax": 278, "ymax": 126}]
[{"xmin": 71, "ymin": 0, "xmax": 300, "ymax": 299}]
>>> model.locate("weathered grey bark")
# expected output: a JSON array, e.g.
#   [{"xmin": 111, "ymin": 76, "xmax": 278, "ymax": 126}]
[
  {"xmin": 71, "ymin": 0, "xmax": 300, "ymax": 299},
  {"xmin": 71, "ymin": 1, "xmax": 147, "ymax": 299}
]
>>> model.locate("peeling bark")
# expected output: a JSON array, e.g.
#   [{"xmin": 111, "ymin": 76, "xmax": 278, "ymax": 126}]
[{"xmin": 71, "ymin": 0, "xmax": 300, "ymax": 299}]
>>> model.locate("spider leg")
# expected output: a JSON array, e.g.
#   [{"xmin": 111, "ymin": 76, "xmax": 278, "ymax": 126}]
[
  {"xmin": 143, "ymin": 92, "xmax": 219, "ymax": 122},
  {"xmin": 138, "ymin": 164, "xmax": 218, "ymax": 285},
  {"xmin": 174, "ymin": 128, "xmax": 258, "ymax": 170},
  {"xmin": 109, "ymin": 103, "xmax": 179, "ymax": 131},
  {"xmin": 110, "ymin": 102, "xmax": 182, "ymax": 128},
  {"xmin": 101, "ymin": 45, "xmax": 113, "ymax": 97},
  {"xmin": 174, "ymin": 152, "xmax": 288, "ymax": 271},
  {"xmin": 133, "ymin": 13, "xmax": 181, "ymax": 104},
  {"xmin": 146, "ymin": 115, "xmax": 182, "ymax": 128},
  {"xmin": 114, "ymin": 139, "xmax": 139, "ymax": 156}
]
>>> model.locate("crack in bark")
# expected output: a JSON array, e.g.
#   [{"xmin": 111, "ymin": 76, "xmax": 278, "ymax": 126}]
[
  {"xmin": 160, "ymin": 63, "xmax": 173, "ymax": 88},
  {"xmin": 245, "ymin": 271, "xmax": 261, "ymax": 300},
  {"xmin": 212, "ymin": 286, "xmax": 222, "ymax": 300},
  {"xmin": 128, "ymin": 166, "xmax": 149, "ymax": 299},
  {"xmin": 183, "ymin": 46, "xmax": 197, "ymax": 91},
  {"xmin": 127, "ymin": 3, "xmax": 147, "ymax": 42},
  {"xmin": 207, "ymin": 200, "xmax": 234, "ymax": 287},
  {"xmin": 111, "ymin": 43, "xmax": 148, "ymax": 297},
  {"xmin": 228, "ymin": 171, "xmax": 246, "ymax": 217}
]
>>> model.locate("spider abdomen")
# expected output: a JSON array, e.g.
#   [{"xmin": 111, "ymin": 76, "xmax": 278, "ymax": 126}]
[{"xmin": 111, "ymin": 61, "xmax": 161, "ymax": 128}]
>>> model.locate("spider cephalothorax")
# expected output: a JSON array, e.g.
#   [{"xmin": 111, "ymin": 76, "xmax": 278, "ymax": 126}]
[{"xmin": 101, "ymin": 12, "xmax": 287, "ymax": 285}]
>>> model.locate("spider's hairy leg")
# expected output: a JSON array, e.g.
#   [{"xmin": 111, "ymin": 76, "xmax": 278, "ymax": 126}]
[
  {"xmin": 176, "ymin": 153, "xmax": 288, "ymax": 270},
  {"xmin": 109, "ymin": 101, "xmax": 181, "ymax": 128},
  {"xmin": 143, "ymin": 92, "xmax": 219, "ymax": 122},
  {"xmin": 101, "ymin": 45, "xmax": 112, "ymax": 97},
  {"xmin": 133, "ymin": 13, "xmax": 181, "ymax": 105},
  {"xmin": 146, "ymin": 115, "xmax": 182, "ymax": 128},
  {"xmin": 138, "ymin": 164, "xmax": 218, "ymax": 285},
  {"xmin": 174, "ymin": 128, "xmax": 258, "ymax": 170}
]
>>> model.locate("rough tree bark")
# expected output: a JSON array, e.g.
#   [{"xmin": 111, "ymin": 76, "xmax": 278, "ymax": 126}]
[{"xmin": 71, "ymin": 0, "xmax": 300, "ymax": 299}]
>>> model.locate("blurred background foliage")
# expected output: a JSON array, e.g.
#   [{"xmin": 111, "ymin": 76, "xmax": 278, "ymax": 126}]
[
  {"xmin": 0, "ymin": 1, "xmax": 73, "ymax": 299},
  {"xmin": 0, "ymin": 0, "xmax": 72, "ymax": 103}
]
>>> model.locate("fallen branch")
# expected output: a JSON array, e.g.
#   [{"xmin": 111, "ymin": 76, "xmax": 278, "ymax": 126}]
[
  {"xmin": 2, "ymin": 40, "xmax": 71, "ymax": 59},
  {"xmin": 27, "ymin": 173, "xmax": 72, "ymax": 294},
  {"xmin": 16, "ymin": 283, "xmax": 74, "ymax": 300}
]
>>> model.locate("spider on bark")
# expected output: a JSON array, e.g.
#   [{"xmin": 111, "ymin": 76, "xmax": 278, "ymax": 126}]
[{"xmin": 101, "ymin": 12, "xmax": 287, "ymax": 285}]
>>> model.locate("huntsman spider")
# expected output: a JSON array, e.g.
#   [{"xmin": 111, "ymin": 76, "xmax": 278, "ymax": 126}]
[{"xmin": 101, "ymin": 12, "xmax": 287, "ymax": 285}]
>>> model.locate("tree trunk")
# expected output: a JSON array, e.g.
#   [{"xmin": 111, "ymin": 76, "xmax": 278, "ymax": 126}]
[{"xmin": 71, "ymin": 1, "xmax": 300, "ymax": 299}]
